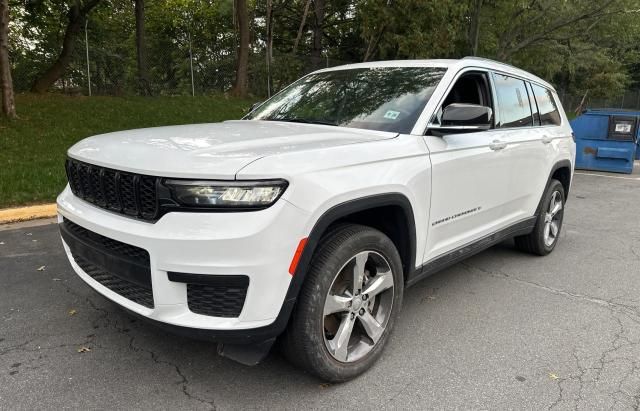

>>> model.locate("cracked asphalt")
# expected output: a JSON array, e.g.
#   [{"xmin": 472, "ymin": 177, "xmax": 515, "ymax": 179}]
[{"xmin": 1, "ymin": 168, "xmax": 640, "ymax": 410}]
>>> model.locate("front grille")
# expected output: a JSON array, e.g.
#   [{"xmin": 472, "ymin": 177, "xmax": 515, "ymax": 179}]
[
  {"xmin": 61, "ymin": 219, "xmax": 154, "ymax": 308},
  {"xmin": 73, "ymin": 255, "xmax": 155, "ymax": 309},
  {"xmin": 66, "ymin": 159, "xmax": 159, "ymax": 221},
  {"xmin": 187, "ymin": 283, "xmax": 248, "ymax": 317}
]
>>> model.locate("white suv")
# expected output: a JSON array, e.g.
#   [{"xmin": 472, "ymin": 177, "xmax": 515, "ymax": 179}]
[{"xmin": 58, "ymin": 57, "xmax": 575, "ymax": 382}]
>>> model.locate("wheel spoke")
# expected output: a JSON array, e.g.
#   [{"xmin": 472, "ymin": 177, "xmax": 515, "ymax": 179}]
[
  {"xmin": 324, "ymin": 294, "xmax": 352, "ymax": 316},
  {"xmin": 329, "ymin": 314, "xmax": 355, "ymax": 362},
  {"xmin": 358, "ymin": 311, "xmax": 384, "ymax": 344},
  {"xmin": 548, "ymin": 192, "xmax": 557, "ymax": 213},
  {"xmin": 352, "ymin": 252, "xmax": 368, "ymax": 295},
  {"xmin": 544, "ymin": 222, "xmax": 551, "ymax": 240},
  {"xmin": 550, "ymin": 200, "xmax": 562, "ymax": 217},
  {"xmin": 550, "ymin": 221, "xmax": 559, "ymax": 237},
  {"xmin": 362, "ymin": 269, "xmax": 394, "ymax": 298}
]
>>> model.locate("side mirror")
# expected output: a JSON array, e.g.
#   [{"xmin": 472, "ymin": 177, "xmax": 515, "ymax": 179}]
[{"xmin": 440, "ymin": 103, "xmax": 492, "ymax": 130}]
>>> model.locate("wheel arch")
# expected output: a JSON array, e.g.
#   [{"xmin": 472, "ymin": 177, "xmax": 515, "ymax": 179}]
[
  {"xmin": 551, "ymin": 161, "xmax": 572, "ymax": 198},
  {"xmin": 287, "ymin": 193, "xmax": 417, "ymax": 301},
  {"xmin": 536, "ymin": 160, "xmax": 573, "ymax": 215}
]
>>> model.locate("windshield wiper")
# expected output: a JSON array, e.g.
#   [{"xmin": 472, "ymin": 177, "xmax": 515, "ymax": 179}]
[{"xmin": 272, "ymin": 117, "xmax": 338, "ymax": 126}]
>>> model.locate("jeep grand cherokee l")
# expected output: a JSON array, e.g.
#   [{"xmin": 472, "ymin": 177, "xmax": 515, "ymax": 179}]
[{"xmin": 58, "ymin": 57, "xmax": 575, "ymax": 382}]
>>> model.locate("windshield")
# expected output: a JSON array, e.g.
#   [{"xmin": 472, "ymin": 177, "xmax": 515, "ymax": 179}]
[{"xmin": 246, "ymin": 67, "xmax": 447, "ymax": 134}]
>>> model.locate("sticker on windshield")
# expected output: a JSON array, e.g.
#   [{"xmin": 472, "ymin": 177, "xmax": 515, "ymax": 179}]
[{"xmin": 383, "ymin": 110, "xmax": 400, "ymax": 120}]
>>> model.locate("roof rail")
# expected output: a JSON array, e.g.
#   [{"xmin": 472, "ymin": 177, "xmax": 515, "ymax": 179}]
[
  {"xmin": 461, "ymin": 56, "xmax": 520, "ymax": 70},
  {"xmin": 461, "ymin": 56, "xmax": 553, "ymax": 89}
]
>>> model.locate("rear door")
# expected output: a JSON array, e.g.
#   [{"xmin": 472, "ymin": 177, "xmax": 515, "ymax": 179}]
[
  {"xmin": 493, "ymin": 76, "xmax": 565, "ymax": 223},
  {"xmin": 490, "ymin": 73, "xmax": 547, "ymax": 223},
  {"xmin": 422, "ymin": 69, "xmax": 513, "ymax": 262}
]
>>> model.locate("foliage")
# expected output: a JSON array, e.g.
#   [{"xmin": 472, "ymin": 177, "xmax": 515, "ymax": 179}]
[
  {"xmin": 357, "ymin": 0, "xmax": 468, "ymax": 60},
  {"xmin": 5, "ymin": 0, "xmax": 640, "ymax": 98}
]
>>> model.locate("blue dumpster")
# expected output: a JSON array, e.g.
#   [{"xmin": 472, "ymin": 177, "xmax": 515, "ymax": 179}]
[{"xmin": 570, "ymin": 109, "xmax": 640, "ymax": 174}]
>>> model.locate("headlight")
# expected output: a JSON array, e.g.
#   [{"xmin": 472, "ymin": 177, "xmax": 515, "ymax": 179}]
[{"xmin": 164, "ymin": 179, "xmax": 288, "ymax": 209}]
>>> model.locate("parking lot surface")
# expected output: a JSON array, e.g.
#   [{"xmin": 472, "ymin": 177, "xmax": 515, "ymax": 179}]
[{"xmin": 1, "ymin": 168, "xmax": 640, "ymax": 410}]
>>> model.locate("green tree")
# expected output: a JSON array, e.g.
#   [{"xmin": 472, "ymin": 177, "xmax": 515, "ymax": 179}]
[{"xmin": 31, "ymin": 0, "xmax": 103, "ymax": 93}]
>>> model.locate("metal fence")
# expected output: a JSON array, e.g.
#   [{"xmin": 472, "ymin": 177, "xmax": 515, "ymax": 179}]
[
  {"xmin": 560, "ymin": 90, "xmax": 640, "ymax": 113},
  {"xmin": 12, "ymin": 27, "xmax": 353, "ymax": 98}
]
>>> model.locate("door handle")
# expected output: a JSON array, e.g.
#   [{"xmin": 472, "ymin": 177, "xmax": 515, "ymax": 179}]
[
  {"xmin": 489, "ymin": 139, "xmax": 507, "ymax": 151},
  {"xmin": 542, "ymin": 135, "xmax": 553, "ymax": 144}
]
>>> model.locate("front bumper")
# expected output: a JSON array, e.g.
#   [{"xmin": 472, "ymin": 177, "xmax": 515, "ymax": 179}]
[{"xmin": 57, "ymin": 185, "xmax": 310, "ymax": 342}]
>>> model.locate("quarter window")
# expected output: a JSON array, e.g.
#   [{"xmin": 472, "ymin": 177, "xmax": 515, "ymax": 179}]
[
  {"xmin": 493, "ymin": 74, "xmax": 533, "ymax": 128},
  {"xmin": 531, "ymin": 84, "xmax": 561, "ymax": 126}
]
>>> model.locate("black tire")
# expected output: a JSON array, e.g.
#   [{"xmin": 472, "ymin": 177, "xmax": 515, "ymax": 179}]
[
  {"xmin": 515, "ymin": 179, "xmax": 565, "ymax": 256},
  {"xmin": 283, "ymin": 224, "xmax": 404, "ymax": 382}
]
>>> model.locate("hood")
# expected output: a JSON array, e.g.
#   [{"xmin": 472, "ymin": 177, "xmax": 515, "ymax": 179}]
[{"xmin": 68, "ymin": 120, "xmax": 398, "ymax": 179}]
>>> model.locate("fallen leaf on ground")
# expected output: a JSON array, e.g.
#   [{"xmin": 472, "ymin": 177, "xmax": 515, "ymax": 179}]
[
  {"xmin": 0, "ymin": 241, "xmax": 5, "ymax": 245},
  {"xmin": 32, "ymin": 239, "xmax": 38, "ymax": 242},
  {"xmin": 77, "ymin": 346, "xmax": 91, "ymax": 353},
  {"xmin": 68, "ymin": 309, "xmax": 77, "ymax": 316},
  {"xmin": 52, "ymin": 278, "xmax": 61, "ymax": 281},
  {"xmin": 549, "ymin": 373, "xmax": 559, "ymax": 380},
  {"xmin": 36, "ymin": 266, "xmax": 46, "ymax": 271},
  {"xmin": 319, "ymin": 383, "xmax": 332, "ymax": 389},
  {"xmin": 26, "ymin": 233, "xmax": 32, "ymax": 236}
]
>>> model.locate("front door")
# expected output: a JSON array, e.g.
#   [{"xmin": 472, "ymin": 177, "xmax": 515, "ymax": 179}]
[{"xmin": 422, "ymin": 70, "xmax": 513, "ymax": 262}]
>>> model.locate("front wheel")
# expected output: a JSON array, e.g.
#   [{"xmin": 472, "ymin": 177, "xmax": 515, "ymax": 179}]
[
  {"xmin": 283, "ymin": 224, "xmax": 404, "ymax": 382},
  {"xmin": 515, "ymin": 179, "xmax": 565, "ymax": 255}
]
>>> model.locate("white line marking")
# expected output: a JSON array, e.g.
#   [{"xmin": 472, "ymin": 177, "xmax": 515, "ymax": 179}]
[{"xmin": 575, "ymin": 172, "xmax": 640, "ymax": 181}]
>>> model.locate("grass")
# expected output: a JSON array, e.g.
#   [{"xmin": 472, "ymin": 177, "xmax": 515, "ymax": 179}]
[{"xmin": 0, "ymin": 94, "xmax": 255, "ymax": 208}]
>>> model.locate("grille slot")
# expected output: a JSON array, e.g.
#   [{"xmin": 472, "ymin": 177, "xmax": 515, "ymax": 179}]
[
  {"xmin": 64, "ymin": 219, "xmax": 149, "ymax": 263},
  {"xmin": 62, "ymin": 219, "xmax": 154, "ymax": 308},
  {"xmin": 73, "ymin": 255, "xmax": 154, "ymax": 309},
  {"xmin": 66, "ymin": 159, "xmax": 159, "ymax": 221},
  {"xmin": 168, "ymin": 272, "xmax": 249, "ymax": 318},
  {"xmin": 187, "ymin": 283, "xmax": 248, "ymax": 317}
]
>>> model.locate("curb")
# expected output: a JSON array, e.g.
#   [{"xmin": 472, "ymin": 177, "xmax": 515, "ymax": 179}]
[{"xmin": 0, "ymin": 204, "xmax": 57, "ymax": 224}]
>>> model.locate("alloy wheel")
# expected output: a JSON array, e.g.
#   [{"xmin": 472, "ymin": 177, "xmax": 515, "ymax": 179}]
[
  {"xmin": 543, "ymin": 190, "xmax": 563, "ymax": 247},
  {"xmin": 322, "ymin": 250, "xmax": 395, "ymax": 363}
]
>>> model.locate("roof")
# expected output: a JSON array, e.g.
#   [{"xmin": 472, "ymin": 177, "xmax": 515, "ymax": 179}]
[{"xmin": 313, "ymin": 57, "xmax": 555, "ymax": 91}]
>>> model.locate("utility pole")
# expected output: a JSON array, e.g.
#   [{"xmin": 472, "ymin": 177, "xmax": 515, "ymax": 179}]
[
  {"xmin": 85, "ymin": 19, "xmax": 91, "ymax": 96},
  {"xmin": 188, "ymin": 31, "xmax": 195, "ymax": 96}
]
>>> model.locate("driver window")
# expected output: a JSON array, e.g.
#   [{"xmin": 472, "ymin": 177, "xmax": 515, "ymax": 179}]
[{"xmin": 434, "ymin": 71, "xmax": 493, "ymax": 126}]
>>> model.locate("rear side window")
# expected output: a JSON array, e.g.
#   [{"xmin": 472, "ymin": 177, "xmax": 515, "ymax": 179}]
[
  {"xmin": 493, "ymin": 74, "xmax": 533, "ymax": 128},
  {"xmin": 531, "ymin": 84, "xmax": 561, "ymax": 126}
]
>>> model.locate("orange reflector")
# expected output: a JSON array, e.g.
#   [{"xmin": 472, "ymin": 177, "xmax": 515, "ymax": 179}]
[{"xmin": 288, "ymin": 238, "xmax": 308, "ymax": 276}]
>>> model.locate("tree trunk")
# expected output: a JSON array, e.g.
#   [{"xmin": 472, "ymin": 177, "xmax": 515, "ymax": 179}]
[
  {"xmin": 134, "ymin": 0, "xmax": 151, "ymax": 95},
  {"xmin": 231, "ymin": 0, "xmax": 249, "ymax": 97},
  {"xmin": 31, "ymin": 0, "xmax": 101, "ymax": 93},
  {"xmin": 468, "ymin": 0, "xmax": 482, "ymax": 56},
  {"xmin": 311, "ymin": 0, "xmax": 325, "ymax": 69},
  {"xmin": 0, "ymin": 0, "xmax": 15, "ymax": 118},
  {"xmin": 292, "ymin": 0, "xmax": 311, "ymax": 55}
]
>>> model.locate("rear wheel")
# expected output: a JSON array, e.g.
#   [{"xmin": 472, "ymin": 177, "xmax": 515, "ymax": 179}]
[
  {"xmin": 515, "ymin": 179, "xmax": 565, "ymax": 255},
  {"xmin": 283, "ymin": 224, "xmax": 403, "ymax": 382}
]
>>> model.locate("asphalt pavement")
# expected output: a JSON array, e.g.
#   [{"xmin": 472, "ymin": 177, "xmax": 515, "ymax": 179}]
[{"xmin": 1, "ymin": 168, "xmax": 640, "ymax": 410}]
